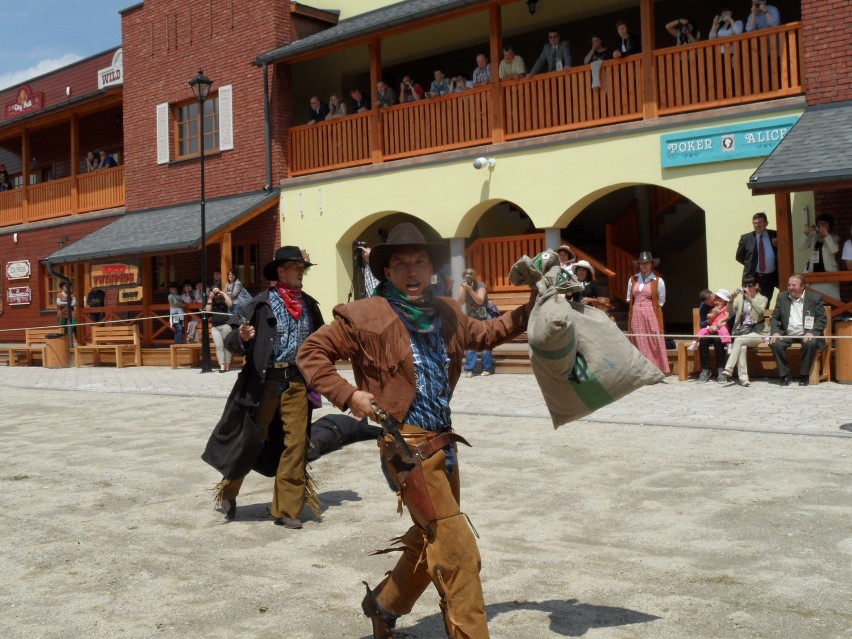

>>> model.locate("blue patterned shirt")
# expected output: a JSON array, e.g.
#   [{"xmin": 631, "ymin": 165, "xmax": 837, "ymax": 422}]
[{"xmin": 267, "ymin": 288, "xmax": 310, "ymax": 365}]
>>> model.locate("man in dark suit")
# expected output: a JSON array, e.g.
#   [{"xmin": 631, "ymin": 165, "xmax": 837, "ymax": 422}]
[
  {"xmin": 736, "ymin": 211, "xmax": 779, "ymax": 304},
  {"xmin": 529, "ymin": 29, "xmax": 572, "ymax": 75},
  {"xmin": 307, "ymin": 96, "xmax": 329, "ymax": 124},
  {"xmin": 769, "ymin": 274, "xmax": 827, "ymax": 386}
]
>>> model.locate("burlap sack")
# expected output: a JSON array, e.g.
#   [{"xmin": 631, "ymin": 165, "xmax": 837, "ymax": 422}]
[{"xmin": 511, "ymin": 252, "xmax": 664, "ymax": 429}]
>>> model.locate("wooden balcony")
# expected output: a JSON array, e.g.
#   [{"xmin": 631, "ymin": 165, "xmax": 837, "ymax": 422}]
[
  {"xmin": 0, "ymin": 166, "xmax": 124, "ymax": 228},
  {"xmin": 288, "ymin": 23, "xmax": 803, "ymax": 177}
]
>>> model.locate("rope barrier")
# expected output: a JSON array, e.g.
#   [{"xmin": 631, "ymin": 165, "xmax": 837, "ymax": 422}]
[{"xmin": 0, "ymin": 311, "xmax": 234, "ymax": 334}]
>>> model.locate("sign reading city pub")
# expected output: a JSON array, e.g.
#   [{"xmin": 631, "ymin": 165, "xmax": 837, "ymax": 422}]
[
  {"xmin": 5, "ymin": 85, "xmax": 44, "ymax": 120},
  {"xmin": 91, "ymin": 263, "xmax": 139, "ymax": 287},
  {"xmin": 661, "ymin": 116, "xmax": 800, "ymax": 168}
]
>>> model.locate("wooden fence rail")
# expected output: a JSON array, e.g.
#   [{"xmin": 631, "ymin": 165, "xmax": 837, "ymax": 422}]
[{"xmin": 289, "ymin": 112, "xmax": 373, "ymax": 176}]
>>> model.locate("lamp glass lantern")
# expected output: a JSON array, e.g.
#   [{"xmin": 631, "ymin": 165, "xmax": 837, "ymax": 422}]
[{"xmin": 527, "ymin": 0, "xmax": 537, "ymax": 15}]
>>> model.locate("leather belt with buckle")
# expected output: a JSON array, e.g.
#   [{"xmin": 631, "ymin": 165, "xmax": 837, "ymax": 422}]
[{"xmin": 266, "ymin": 362, "xmax": 301, "ymax": 380}]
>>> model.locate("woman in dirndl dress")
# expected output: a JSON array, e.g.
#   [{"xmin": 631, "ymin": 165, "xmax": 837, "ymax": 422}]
[{"xmin": 626, "ymin": 251, "xmax": 670, "ymax": 374}]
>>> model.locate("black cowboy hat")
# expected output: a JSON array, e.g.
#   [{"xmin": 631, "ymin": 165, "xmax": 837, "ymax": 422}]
[
  {"xmin": 263, "ymin": 246, "xmax": 315, "ymax": 281},
  {"xmin": 368, "ymin": 222, "xmax": 449, "ymax": 281},
  {"xmin": 632, "ymin": 250, "xmax": 660, "ymax": 268}
]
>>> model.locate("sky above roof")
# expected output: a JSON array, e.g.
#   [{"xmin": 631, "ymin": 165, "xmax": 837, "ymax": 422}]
[{"xmin": 0, "ymin": 0, "xmax": 129, "ymax": 91}]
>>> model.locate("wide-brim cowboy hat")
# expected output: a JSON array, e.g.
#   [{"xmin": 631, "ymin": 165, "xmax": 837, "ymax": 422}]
[
  {"xmin": 263, "ymin": 246, "xmax": 315, "ymax": 281},
  {"xmin": 632, "ymin": 250, "xmax": 660, "ymax": 268},
  {"xmin": 572, "ymin": 259, "xmax": 595, "ymax": 280},
  {"xmin": 368, "ymin": 222, "xmax": 449, "ymax": 281},
  {"xmin": 555, "ymin": 245, "xmax": 576, "ymax": 260}
]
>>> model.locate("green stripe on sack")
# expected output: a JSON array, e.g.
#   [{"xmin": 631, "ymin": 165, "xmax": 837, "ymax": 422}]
[
  {"xmin": 529, "ymin": 334, "xmax": 576, "ymax": 360},
  {"xmin": 569, "ymin": 353, "xmax": 614, "ymax": 410}
]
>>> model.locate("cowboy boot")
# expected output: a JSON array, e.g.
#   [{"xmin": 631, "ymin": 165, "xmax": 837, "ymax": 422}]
[{"xmin": 361, "ymin": 581, "xmax": 396, "ymax": 639}]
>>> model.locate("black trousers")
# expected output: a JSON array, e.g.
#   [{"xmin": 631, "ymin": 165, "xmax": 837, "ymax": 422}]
[
  {"xmin": 699, "ymin": 335, "xmax": 725, "ymax": 372},
  {"xmin": 754, "ymin": 271, "xmax": 777, "ymax": 307}
]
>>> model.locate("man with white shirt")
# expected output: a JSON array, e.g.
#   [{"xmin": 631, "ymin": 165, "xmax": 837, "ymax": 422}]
[
  {"xmin": 769, "ymin": 274, "xmax": 827, "ymax": 386},
  {"xmin": 736, "ymin": 211, "xmax": 778, "ymax": 305}
]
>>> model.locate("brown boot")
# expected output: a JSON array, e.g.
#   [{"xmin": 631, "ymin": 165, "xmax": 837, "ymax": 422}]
[{"xmin": 361, "ymin": 581, "xmax": 396, "ymax": 639}]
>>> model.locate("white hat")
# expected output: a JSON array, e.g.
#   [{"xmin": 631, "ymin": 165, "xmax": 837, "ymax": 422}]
[
  {"xmin": 572, "ymin": 259, "xmax": 595, "ymax": 281},
  {"xmin": 714, "ymin": 288, "xmax": 731, "ymax": 302}
]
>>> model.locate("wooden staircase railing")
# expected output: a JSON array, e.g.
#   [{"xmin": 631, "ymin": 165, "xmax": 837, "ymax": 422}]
[
  {"xmin": 606, "ymin": 232, "xmax": 636, "ymax": 304},
  {"xmin": 464, "ymin": 234, "xmax": 545, "ymax": 291}
]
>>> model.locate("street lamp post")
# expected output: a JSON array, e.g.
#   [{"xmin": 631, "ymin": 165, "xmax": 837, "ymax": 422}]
[{"xmin": 189, "ymin": 69, "xmax": 213, "ymax": 373}]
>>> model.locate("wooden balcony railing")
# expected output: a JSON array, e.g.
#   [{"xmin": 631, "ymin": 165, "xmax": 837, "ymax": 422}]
[
  {"xmin": 381, "ymin": 87, "xmax": 493, "ymax": 160},
  {"xmin": 502, "ymin": 56, "xmax": 643, "ymax": 139},
  {"xmin": 655, "ymin": 23, "xmax": 802, "ymax": 114},
  {"xmin": 0, "ymin": 166, "xmax": 125, "ymax": 228},
  {"xmin": 287, "ymin": 23, "xmax": 804, "ymax": 177},
  {"xmin": 289, "ymin": 112, "xmax": 373, "ymax": 176}
]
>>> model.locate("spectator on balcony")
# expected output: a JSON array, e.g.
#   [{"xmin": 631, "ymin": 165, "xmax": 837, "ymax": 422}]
[
  {"xmin": 451, "ymin": 75, "xmax": 469, "ymax": 92},
  {"xmin": 325, "ymin": 94, "xmax": 348, "ymax": 119},
  {"xmin": 842, "ymin": 227, "xmax": 852, "ymax": 270},
  {"xmin": 745, "ymin": 0, "xmax": 780, "ymax": 32},
  {"xmin": 472, "ymin": 53, "xmax": 492, "ymax": 85},
  {"xmin": 709, "ymin": 8, "xmax": 744, "ymax": 40},
  {"xmin": 98, "ymin": 150, "xmax": 118, "ymax": 169},
  {"xmin": 85, "ymin": 150, "xmax": 99, "ymax": 172},
  {"xmin": 426, "ymin": 69, "xmax": 452, "ymax": 98},
  {"xmin": 399, "ymin": 75, "xmax": 424, "ymax": 102},
  {"xmin": 612, "ymin": 20, "xmax": 641, "ymax": 58},
  {"xmin": 665, "ymin": 18, "xmax": 701, "ymax": 45},
  {"xmin": 529, "ymin": 29, "xmax": 572, "ymax": 76},
  {"xmin": 0, "ymin": 169, "xmax": 12, "ymax": 191},
  {"xmin": 584, "ymin": 36, "xmax": 612, "ymax": 64},
  {"xmin": 498, "ymin": 45, "xmax": 527, "ymax": 80},
  {"xmin": 350, "ymin": 88, "xmax": 371, "ymax": 113},
  {"xmin": 307, "ymin": 96, "xmax": 329, "ymax": 124},
  {"xmin": 375, "ymin": 80, "xmax": 397, "ymax": 108},
  {"xmin": 800, "ymin": 213, "xmax": 841, "ymax": 301}
]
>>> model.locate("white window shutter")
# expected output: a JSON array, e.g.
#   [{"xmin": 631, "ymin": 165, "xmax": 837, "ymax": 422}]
[
  {"xmin": 219, "ymin": 85, "xmax": 233, "ymax": 151},
  {"xmin": 156, "ymin": 103, "xmax": 169, "ymax": 164}
]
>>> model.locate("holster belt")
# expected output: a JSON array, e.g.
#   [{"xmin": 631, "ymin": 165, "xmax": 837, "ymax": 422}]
[
  {"xmin": 266, "ymin": 364, "xmax": 301, "ymax": 380},
  {"xmin": 404, "ymin": 430, "xmax": 471, "ymax": 460}
]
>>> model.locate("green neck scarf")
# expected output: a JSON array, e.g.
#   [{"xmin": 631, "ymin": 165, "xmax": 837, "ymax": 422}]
[{"xmin": 377, "ymin": 280, "xmax": 438, "ymax": 333}]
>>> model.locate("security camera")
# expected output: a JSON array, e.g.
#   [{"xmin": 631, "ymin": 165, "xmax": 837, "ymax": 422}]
[{"xmin": 473, "ymin": 157, "xmax": 496, "ymax": 169}]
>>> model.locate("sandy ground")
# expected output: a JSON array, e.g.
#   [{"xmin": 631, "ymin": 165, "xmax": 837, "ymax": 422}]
[{"xmin": 0, "ymin": 367, "xmax": 850, "ymax": 639}]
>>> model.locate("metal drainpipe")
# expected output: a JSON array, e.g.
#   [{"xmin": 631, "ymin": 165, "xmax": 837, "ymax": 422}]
[
  {"xmin": 262, "ymin": 62, "xmax": 273, "ymax": 191},
  {"xmin": 46, "ymin": 260, "xmax": 74, "ymax": 356}
]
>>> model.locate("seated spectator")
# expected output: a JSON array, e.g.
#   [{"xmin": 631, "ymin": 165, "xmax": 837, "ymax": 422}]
[
  {"xmin": 530, "ymin": 29, "xmax": 572, "ymax": 75},
  {"xmin": 375, "ymin": 80, "xmax": 396, "ymax": 108},
  {"xmin": 612, "ymin": 20, "xmax": 641, "ymax": 58},
  {"xmin": 719, "ymin": 275, "xmax": 768, "ymax": 386},
  {"xmin": 99, "ymin": 150, "xmax": 118, "ymax": 169},
  {"xmin": 842, "ymin": 227, "xmax": 852, "ymax": 270},
  {"xmin": 799, "ymin": 213, "xmax": 840, "ymax": 300},
  {"xmin": 85, "ymin": 150, "xmax": 99, "ymax": 172},
  {"xmin": 451, "ymin": 75, "xmax": 468, "ymax": 92},
  {"xmin": 350, "ymin": 88, "xmax": 371, "ymax": 113},
  {"xmin": 472, "ymin": 53, "xmax": 492, "ymax": 85},
  {"xmin": 398, "ymin": 75, "xmax": 424, "ymax": 102},
  {"xmin": 206, "ymin": 286, "xmax": 234, "ymax": 372},
  {"xmin": 584, "ymin": 36, "xmax": 612, "ymax": 64},
  {"xmin": 326, "ymin": 94, "xmax": 348, "ymax": 119},
  {"xmin": 709, "ymin": 8, "xmax": 744, "ymax": 39},
  {"xmin": 687, "ymin": 288, "xmax": 732, "ymax": 353},
  {"xmin": 499, "ymin": 45, "xmax": 527, "ymax": 80},
  {"xmin": 426, "ymin": 69, "xmax": 452, "ymax": 98},
  {"xmin": 665, "ymin": 18, "xmax": 701, "ymax": 45},
  {"xmin": 570, "ymin": 260, "xmax": 599, "ymax": 304},
  {"xmin": 770, "ymin": 274, "xmax": 826, "ymax": 386},
  {"xmin": 307, "ymin": 96, "xmax": 329, "ymax": 124},
  {"xmin": 745, "ymin": 0, "xmax": 780, "ymax": 31}
]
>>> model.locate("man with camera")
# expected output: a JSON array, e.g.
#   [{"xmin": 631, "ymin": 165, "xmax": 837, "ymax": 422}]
[
  {"xmin": 745, "ymin": 0, "xmax": 780, "ymax": 31},
  {"xmin": 709, "ymin": 8, "xmax": 744, "ymax": 40},
  {"xmin": 398, "ymin": 75, "xmax": 423, "ymax": 102},
  {"xmin": 665, "ymin": 18, "xmax": 700, "ymax": 46}
]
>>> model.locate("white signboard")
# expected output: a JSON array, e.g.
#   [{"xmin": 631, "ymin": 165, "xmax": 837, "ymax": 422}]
[
  {"xmin": 98, "ymin": 48, "xmax": 123, "ymax": 90},
  {"xmin": 6, "ymin": 260, "xmax": 31, "ymax": 280}
]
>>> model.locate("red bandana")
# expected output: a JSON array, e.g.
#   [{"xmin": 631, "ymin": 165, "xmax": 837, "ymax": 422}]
[{"xmin": 276, "ymin": 282, "xmax": 304, "ymax": 320}]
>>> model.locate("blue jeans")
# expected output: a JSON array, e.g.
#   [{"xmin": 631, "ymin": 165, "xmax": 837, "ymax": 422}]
[
  {"xmin": 173, "ymin": 320, "xmax": 184, "ymax": 344},
  {"xmin": 464, "ymin": 349, "xmax": 493, "ymax": 373}
]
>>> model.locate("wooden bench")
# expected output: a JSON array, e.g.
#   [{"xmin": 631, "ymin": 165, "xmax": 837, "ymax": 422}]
[
  {"xmin": 1, "ymin": 327, "xmax": 61, "ymax": 366},
  {"xmin": 677, "ymin": 306, "xmax": 832, "ymax": 384},
  {"xmin": 75, "ymin": 325, "xmax": 141, "ymax": 368}
]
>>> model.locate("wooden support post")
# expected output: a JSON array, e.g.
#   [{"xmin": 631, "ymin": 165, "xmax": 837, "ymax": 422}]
[
  {"xmin": 774, "ymin": 191, "xmax": 793, "ymax": 283},
  {"xmin": 639, "ymin": 0, "xmax": 658, "ymax": 120},
  {"xmin": 21, "ymin": 130, "xmax": 30, "ymax": 223},
  {"xmin": 369, "ymin": 39, "xmax": 382, "ymax": 165},
  {"xmin": 141, "ymin": 256, "xmax": 153, "ymax": 347},
  {"xmin": 221, "ymin": 232, "xmax": 233, "ymax": 277},
  {"xmin": 489, "ymin": 5, "xmax": 504, "ymax": 144}
]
